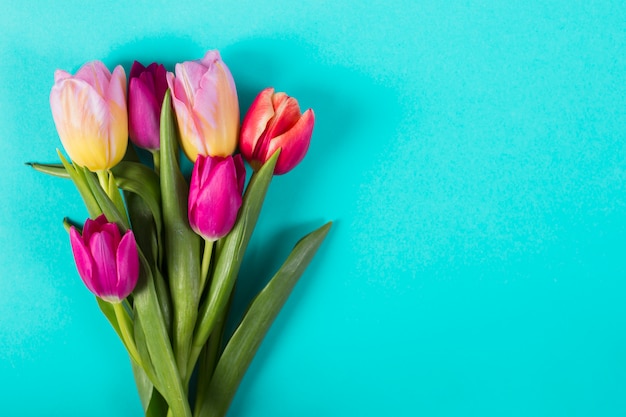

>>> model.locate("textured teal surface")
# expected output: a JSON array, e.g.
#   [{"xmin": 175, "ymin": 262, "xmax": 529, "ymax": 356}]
[{"xmin": 2, "ymin": 1, "xmax": 626, "ymax": 416}]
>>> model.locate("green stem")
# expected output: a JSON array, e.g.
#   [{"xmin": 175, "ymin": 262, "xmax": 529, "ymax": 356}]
[
  {"xmin": 96, "ymin": 169, "xmax": 109, "ymax": 192},
  {"xmin": 192, "ymin": 296, "xmax": 229, "ymax": 416},
  {"xmin": 96, "ymin": 169, "xmax": 129, "ymax": 224},
  {"xmin": 112, "ymin": 301, "xmax": 142, "ymax": 367},
  {"xmin": 152, "ymin": 150, "xmax": 161, "ymax": 177},
  {"xmin": 199, "ymin": 240, "xmax": 214, "ymax": 296}
]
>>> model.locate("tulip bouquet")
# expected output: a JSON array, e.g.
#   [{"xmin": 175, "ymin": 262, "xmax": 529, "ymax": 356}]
[{"xmin": 29, "ymin": 50, "xmax": 330, "ymax": 417}]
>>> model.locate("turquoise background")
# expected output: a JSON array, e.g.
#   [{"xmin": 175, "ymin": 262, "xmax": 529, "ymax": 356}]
[{"xmin": 2, "ymin": 1, "xmax": 626, "ymax": 416}]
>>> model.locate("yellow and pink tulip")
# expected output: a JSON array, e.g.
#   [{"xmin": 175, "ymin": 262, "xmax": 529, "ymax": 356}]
[
  {"xmin": 50, "ymin": 61, "xmax": 128, "ymax": 171},
  {"xmin": 167, "ymin": 50, "xmax": 239, "ymax": 161}
]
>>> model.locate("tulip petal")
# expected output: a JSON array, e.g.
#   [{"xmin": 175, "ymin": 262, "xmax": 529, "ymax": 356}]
[
  {"xmin": 194, "ymin": 62, "xmax": 239, "ymax": 157},
  {"xmin": 115, "ymin": 231, "xmax": 139, "ymax": 300},
  {"xmin": 70, "ymin": 227, "xmax": 98, "ymax": 294},
  {"xmin": 75, "ymin": 61, "xmax": 111, "ymax": 96},
  {"xmin": 233, "ymin": 154, "xmax": 246, "ymax": 195},
  {"xmin": 265, "ymin": 95, "xmax": 302, "ymax": 139},
  {"xmin": 188, "ymin": 155, "xmax": 207, "ymax": 217},
  {"xmin": 82, "ymin": 216, "xmax": 101, "ymax": 242},
  {"xmin": 50, "ymin": 78, "xmax": 112, "ymax": 170},
  {"xmin": 168, "ymin": 72, "xmax": 206, "ymax": 161},
  {"xmin": 176, "ymin": 60, "xmax": 209, "ymax": 103},
  {"xmin": 240, "ymin": 88, "xmax": 275, "ymax": 160},
  {"xmin": 100, "ymin": 221, "xmax": 122, "ymax": 247},
  {"xmin": 151, "ymin": 63, "xmax": 169, "ymax": 106},
  {"xmin": 89, "ymin": 231, "xmax": 119, "ymax": 301},
  {"xmin": 199, "ymin": 50, "xmax": 222, "ymax": 67},
  {"xmin": 106, "ymin": 66, "xmax": 129, "ymax": 167},
  {"xmin": 129, "ymin": 61, "xmax": 146, "ymax": 80},
  {"xmin": 267, "ymin": 109, "xmax": 314, "ymax": 175},
  {"xmin": 106, "ymin": 65, "xmax": 127, "ymax": 110},
  {"xmin": 54, "ymin": 69, "xmax": 72, "ymax": 83},
  {"xmin": 129, "ymin": 77, "xmax": 160, "ymax": 149},
  {"xmin": 191, "ymin": 158, "xmax": 242, "ymax": 240}
]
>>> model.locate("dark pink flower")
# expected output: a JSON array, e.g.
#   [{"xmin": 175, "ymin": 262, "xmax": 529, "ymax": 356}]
[
  {"xmin": 188, "ymin": 154, "xmax": 246, "ymax": 241},
  {"xmin": 69, "ymin": 215, "xmax": 139, "ymax": 303},
  {"xmin": 128, "ymin": 61, "xmax": 168, "ymax": 150}
]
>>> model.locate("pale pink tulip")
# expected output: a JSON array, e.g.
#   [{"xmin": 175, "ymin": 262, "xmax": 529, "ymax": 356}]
[{"xmin": 167, "ymin": 50, "xmax": 239, "ymax": 161}]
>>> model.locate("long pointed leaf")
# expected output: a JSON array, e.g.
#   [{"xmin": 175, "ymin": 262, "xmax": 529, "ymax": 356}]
[
  {"xmin": 27, "ymin": 162, "xmax": 69, "ymax": 178},
  {"xmin": 125, "ymin": 189, "xmax": 172, "ymax": 342},
  {"xmin": 81, "ymin": 166, "xmax": 129, "ymax": 229},
  {"xmin": 133, "ymin": 251, "xmax": 192, "ymax": 417},
  {"xmin": 160, "ymin": 90, "xmax": 201, "ymax": 384},
  {"xmin": 196, "ymin": 222, "xmax": 332, "ymax": 417},
  {"xmin": 57, "ymin": 152, "xmax": 101, "ymax": 218}
]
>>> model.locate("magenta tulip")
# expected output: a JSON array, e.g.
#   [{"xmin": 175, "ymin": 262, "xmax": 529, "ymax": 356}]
[
  {"xmin": 69, "ymin": 215, "xmax": 139, "ymax": 303},
  {"xmin": 188, "ymin": 154, "xmax": 246, "ymax": 241},
  {"xmin": 128, "ymin": 61, "xmax": 168, "ymax": 150},
  {"xmin": 167, "ymin": 50, "xmax": 239, "ymax": 161},
  {"xmin": 239, "ymin": 87, "xmax": 314, "ymax": 175}
]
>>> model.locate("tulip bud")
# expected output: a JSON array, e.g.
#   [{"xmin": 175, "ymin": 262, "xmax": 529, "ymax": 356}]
[
  {"xmin": 69, "ymin": 215, "xmax": 139, "ymax": 303},
  {"xmin": 128, "ymin": 61, "xmax": 168, "ymax": 150},
  {"xmin": 167, "ymin": 50, "xmax": 239, "ymax": 162},
  {"xmin": 50, "ymin": 61, "xmax": 128, "ymax": 171},
  {"xmin": 240, "ymin": 87, "xmax": 314, "ymax": 175},
  {"xmin": 188, "ymin": 154, "xmax": 246, "ymax": 241}
]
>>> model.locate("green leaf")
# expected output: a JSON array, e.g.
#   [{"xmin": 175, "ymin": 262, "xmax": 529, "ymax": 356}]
[
  {"xmin": 133, "ymin": 311, "xmax": 169, "ymax": 417},
  {"xmin": 195, "ymin": 222, "xmax": 332, "ymax": 417},
  {"xmin": 160, "ymin": 90, "xmax": 201, "ymax": 384},
  {"xmin": 131, "ymin": 361, "xmax": 154, "ymax": 411},
  {"xmin": 124, "ymin": 191, "xmax": 171, "ymax": 331},
  {"xmin": 112, "ymin": 161, "xmax": 163, "ymax": 240},
  {"xmin": 57, "ymin": 152, "xmax": 101, "ymax": 218},
  {"xmin": 96, "ymin": 297, "xmax": 121, "ymax": 338},
  {"xmin": 133, "ymin": 309, "xmax": 161, "ymax": 393},
  {"xmin": 81, "ymin": 166, "xmax": 130, "ymax": 229},
  {"xmin": 133, "ymin": 250, "xmax": 192, "ymax": 417},
  {"xmin": 144, "ymin": 389, "xmax": 169, "ymax": 417},
  {"xmin": 26, "ymin": 162, "xmax": 69, "ymax": 178},
  {"xmin": 189, "ymin": 150, "xmax": 280, "ymax": 377}
]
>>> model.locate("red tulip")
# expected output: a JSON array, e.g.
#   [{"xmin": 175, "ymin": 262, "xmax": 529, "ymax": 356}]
[{"xmin": 239, "ymin": 87, "xmax": 314, "ymax": 175}]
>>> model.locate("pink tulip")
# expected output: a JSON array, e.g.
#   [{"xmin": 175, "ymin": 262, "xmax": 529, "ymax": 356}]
[
  {"xmin": 239, "ymin": 87, "xmax": 314, "ymax": 175},
  {"xmin": 188, "ymin": 154, "xmax": 246, "ymax": 241},
  {"xmin": 50, "ymin": 61, "xmax": 127, "ymax": 171},
  {"xmin": 128, "ymin": 61, "xmax": 168, "ymax": 150},
  {"xmin": 167, "ymin": 50, "xmax": 239, "ymax": 161},
  {"xmin": 69, "ymin": 215, "xmax": 139, "ymax": 303}
]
